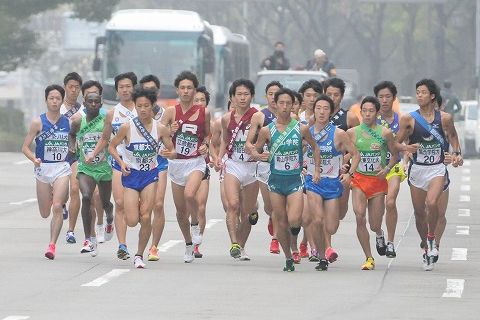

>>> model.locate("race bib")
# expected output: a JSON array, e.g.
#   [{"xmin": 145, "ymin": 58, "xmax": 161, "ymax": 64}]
[
  {"xmin": 82, "ymin": 132, "xmax": 104, "ymax": 164},
  {"xmin": 417, "ymin": 142, "xmax": 442, "ymax": 164},
  {"xmin": 274, "ymin": 152, "xmax": 300, "ymax": 172},
  {"xmin": 44, "ymin": 132, "xmax": 68, "ymax": 162},
  {"xmin": 131, "ymin": 143, "xmax": 157, "ymax": 171},
  {"xmin": 232, "ymin": 141, "xmax": 248, "ymax": 162},
  {"xmin": 175, "ymin": 132, "xmax": 198, "ymax": 157},
  {"xmin": 359, "ymin": 151, "xmax": 382, "ymax": 173}
]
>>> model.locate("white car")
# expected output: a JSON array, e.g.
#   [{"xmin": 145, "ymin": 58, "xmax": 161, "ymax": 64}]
[{"xmin": 459, "ymin": 100, "xmax": 479, "ymax": 157}]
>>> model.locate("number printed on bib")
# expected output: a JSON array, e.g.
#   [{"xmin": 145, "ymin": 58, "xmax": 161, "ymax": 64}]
[
  {"xmin": 44, "ymin": 133, "xmax": 68, "ymax": 162},
  {"xmin": 176, "ymin": 132, "xmax": 198, "ymax": 157},
  {"xmin": 359, "ymin": 151, "xmax": 381, "ymax": 173},
  {"xmin": 82, "ymin": 133, "xmax": 104, "ymax": 164},
  {"xmin": 274, "ymin": 151, "xmax": 300, "ymax": 172},
  {"xmin": 417, "ymin": 143, "xmax": 441, "ymax": 164},
  {"xmin": 232, "ymin": 141, "xmax": 248, "ymax": 161}
]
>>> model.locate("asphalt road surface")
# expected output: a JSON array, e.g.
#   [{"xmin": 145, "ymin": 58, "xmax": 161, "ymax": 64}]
[{"xmin": 0, "ymin": 152, "xmax": 478, "ymax": 320}]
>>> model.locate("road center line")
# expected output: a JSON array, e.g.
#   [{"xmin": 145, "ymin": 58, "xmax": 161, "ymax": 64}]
[
  {"xmin": 459, "ymin": 195, "xmax": 470, "ymax": 202},
  {"xmin": 205, "ymin": 218, "xmax": 223, "ymax": 229},
  {"xmin": 13, "ymin": 160, "xmax": 30, "ymax": 165},
  {"xmin": 81, "ymin": 269, "xmax": 129, "ymax": 287},
  {"xmin": 461, "ymin": 176, "xmax": 470, "ymax": 182},
  {"xmin": 158, "ymin": 240, "xmax": 183, "ymax": 252},
  {"xmin": 9, "ymin": 198, "xmax": 37, "ymax": 205},
  {"xmin": 460, "ymin": 185, "xmax": 471, "ymax": 192},
  {"xmin": 456, "ymin": 226, "xmax": 470, "ymax": 235},
  {"xmin": 451, "ymin": 248, "xmax": 468, "ymax": 261},
  {"xmin": 442, "ymin": 279, "xmax": 465, "ymax": 298},
  {"xmin": 2, "ymin": 316, "xmax": 30, "ymax": 320},
  {"xmin": 458, "ymin": 209, "xmax": 471, "ymax": 217}
]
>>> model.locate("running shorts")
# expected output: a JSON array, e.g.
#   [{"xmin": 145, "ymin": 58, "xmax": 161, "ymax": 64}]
[
  {"xmin": 224, "ymin": 159, "xmax": 257, "ymax": 188},
  {"xmin": 256, "ymin": 161, "xmax": 271, "ymax": 185},
  {"xmin": 386, "ymin": 163, "xmax": 406, "ymax": 182},
  {"xmin": 157, "ymin": 155, "xmax": 168, "ymax": 173},
  {"xmin": 122, "ymin": 168, "xmax": 158, "ymax": 191},
  {"xmin": 35, "ymin": 162, "xmax": 71, "ymax": 185},
  {"xmin": 77, "ymin": 162, "xmax": 112, "ymax": 183},
  {"xmin": 407, "ymin": 163, "xmax": 446, "ymax": 192},
  {"xmin": 168, "ymin": 156, "xmax": 206, "ymax": 186},
  {"xmin": 268, "ymin": 173, "xmax": 303, "ymax": 196},
  {"xmin": 305, "ymin": 175, "xmax": 343, "ymax": 200},
  {"xmin": 351, "ymin": 172, "xmax": 387, "ymax": 199}
]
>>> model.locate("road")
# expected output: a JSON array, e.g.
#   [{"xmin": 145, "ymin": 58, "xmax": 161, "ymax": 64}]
[{"xmin": 0, "ymin": 152, "xmax": 478, "ymax": 319}]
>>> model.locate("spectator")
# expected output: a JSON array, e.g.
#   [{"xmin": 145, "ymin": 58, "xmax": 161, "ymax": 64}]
[
  {"xmin": 305, "ymin": 49, "xmax": 337, "ymax": 77},
  {"xmin": 441, "ymin": 80, "xmax": 462, "ymax": 115},
  {"xmin": 260, "ymin": 41, "xmax": 290, "ymax": 70}
]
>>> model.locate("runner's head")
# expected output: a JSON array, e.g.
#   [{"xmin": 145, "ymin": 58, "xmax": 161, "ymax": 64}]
[
  {"xmin": 299, "ymin": 79, "xmax": 323, "ymax": 111},
  {"xmin": 416, "ymin": 78, "xmax": 439, "ymax": 107},
  {"xmin": 115, "ymin": 72, "xmax": 137, "ymax": 102},
  {"xmin": 324, "ymin": 78, "xmax": 345, "ymax": 109},
  {"xmin": 292, "ymin": 91, "xmax": 303, "ymax": 116},
  {"xmin": 195, "ymin": 86, "xmax": 210, "ymax": 107},
  {"xmin": 84, "ymin": 92, "xmax": 102, "ymax": 115},
  {"xmin": 140, "ymin": 74, "xmax": 160, "ymax": 91},
  {"xmin": 231, "ymin": 79, "xmax": 254, "ymax": 110},
  {"xmin": 274, "ymin": 88, "xmax": 295, "ymax": 116},
  {"xmin": 45, "ymin": 84, "xmax": 65, "ymax": 111},
  {"xmin": 265, "ymin": 81, "xmax": 283, "ymax": 109},
  {"xmin": 82, "ymin": 80, "xmax": 103, "ymax": 97},
  {"xmin": 374, "ymin": 81, "xmax": 397, "ymax": 114},
  {"xmin": 360, "ymin": 96, "xmax": 380, "ymax": 125},
  {"xmin": 63, "ymin": 72, "xmax": 82, "ymax": 102},
  {"xmin": 174, "ymin": 71, "xmax": 198, "ymax": 104},
  {"xmin": 313, "ymin": 94, "xmax": 335, "ymax": 124},
  {"xmin": 133, "ymin": 86, "xmax": 157, "ymax": 119}
]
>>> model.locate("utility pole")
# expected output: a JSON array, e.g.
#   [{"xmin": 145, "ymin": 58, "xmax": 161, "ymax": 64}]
[{"xmin": 476, "ymin": 0, "xmax": 480, "ymax": 100}]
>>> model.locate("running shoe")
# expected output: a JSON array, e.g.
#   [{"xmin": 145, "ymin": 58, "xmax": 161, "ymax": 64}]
[
  {"xmin": 230, "ymin": 243, "xmax": 241, "ymax": 259},
  {"xmin": 81, "ymin": 240, "xmax": 93, "ymax": 253},
  {"xmin": 325, "ymin": 247, "xmax": 338, "ymax": 263},
  {"xmin": 62, "ymin": 204, "xmax": 68, "ymax": 220},
  {"xmin": 66, "ymin": 230, "xmax": 76, "ymax": 244},
  {"xmin": 45, "ymin": 243, "xmax": 55, "ymax": 260},
  {"xmin": 117, "ymin": 244, "xmax": 130, "ymax": 260},
  {"xmin": 299, "ymin": 242, "xmax": 309, "ymax": 258},
  {"xmin": 386, "ymin": 241, "xmax": 397, "ymax": 258},
  {"xmin": 270, "ymin": 239, "xmax": 280, "ymax": 254},
  {"xmin": 96, "ymin": 224, "xmax": 105, "ymax": 243},
  {"xmin": 423, "ymin": 252, "xmax": 434, "ymax": 271},
  {"xmin": 104, "ymin": 223, "xmax": 114, "ymax": 242},
  {"xmin": 309, "ymin": 249, "xmax": 319, "ymax": 262},
  {"xmin": 184, "ymin": 244, "xmax": 195, "ymax": 263},
  {"xmin": 90, "ymin": 239, "xmax": 98, "ymax": 257},
  {"xmin": 361, "ymin": 257, "xmax": 375, "ymax": 270},
  {"xmin": 433, "ymin": 248, "xmax": 439, "ymax": 263},
  {"xmin": 315, "ymin": 259, "xmax": 329, "ymax": 271},
  {"xmin": 148, "ymin": 245, "xmax": 159, "ymax": 261},
  {"xmin": 376, "ymin": 231, "xmax": 387, "ymax": 256},
  {"xmin": 239, "ymin": 248, "xmax": 251, "ymax": 261},
  {"xmin": 283, "ymin": 258, "xmax": 295, "ymax": 272},
  {"xmin": 134, "ymin": 255, "xmax": 146, "ymax": 269},
  {"xmin": 194, "ymin": 244, "xmax": 203, "ymax": 258},
  {"xmin": 427, "ymin": 238, "xmax": 439, "ymax": 262},
  {"xmin": 267, "ymin": 217, "xmax": 274, "ymax": 236},
  {"xmin": 248, "ymin": 211, "xmax": 259, "ymax": 225},
  {"xmin": 191, "ymin": 224, "xmax": 202, "ymax": 245},
  {"xmin": 292, "ymin": 251, "xmax": 301, "ymax": 264}
]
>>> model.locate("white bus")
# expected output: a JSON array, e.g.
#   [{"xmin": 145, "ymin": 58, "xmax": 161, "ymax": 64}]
[{"xmin": 93, "ymin": 9, "xmax": 215, "ymax": 107}]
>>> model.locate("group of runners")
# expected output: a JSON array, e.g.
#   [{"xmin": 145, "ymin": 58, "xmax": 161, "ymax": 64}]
[{"xmin": 22, "ymin": 70, "xmax": 463, "ymax": 271}]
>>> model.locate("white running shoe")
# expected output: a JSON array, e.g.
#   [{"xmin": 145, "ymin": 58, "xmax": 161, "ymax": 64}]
[
  {"xmin": 134, "ymin": 255, "xmax": 146, "ymax": 269},
  {"xmin": 191, "ymin": 224, "xmax": 202, "ymax": 245},
  {"xmin": 239, "ymin": 248, "xmax": 251, "ymax": 261},
  {"xmin": 81, "ymin": 239, "xmax": 93, "ymax": 253},
  {"xmin": 90, "ymin": 238, "xmax": 98, "ymax": 257},
  {"xmin": 184, "ymin": 244, "xmax": 195, "ymax": 263},
  {"xmin": 104, "ymin": 223, "xmax": 114, "ymax": 241},
  {"xmin": 423, "ymin": 253, "xmax": 434, "ymax": 271},
  {"xmin": 96, "ymin": 224, "xmax": 105, "ymax": 243},
  {"xmin": 427, "ymin": 238, "xmax": 439, "ymax": 261}
]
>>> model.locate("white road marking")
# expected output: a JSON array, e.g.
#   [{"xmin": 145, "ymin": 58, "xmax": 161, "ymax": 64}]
[
  {"xmin": 158, "ymin": 240, "xmax": 183, "ymax": 253},
  {"xmin": 460, "ymin": 185, "xmax": 471, "ymax": 192},
  {"xmin": 458, "ymin": 209, "xmax": 471, "ymax": 217},
  {"xmin": 442, "ymin": 279, "xmax": 465, "ymax": 298},
  {"xmin": 461, "ymin": 176, "xmax": 471, "ymax": 182},
  {"xmin": 81, "ymin": 269, "xmax": 129, "ymax": 287},
  {"xmin": 459, "ymin": 195, "xmax": 470, "ymax": 202},
  {"xmin": 2, "ymin": 316, "xmax": 30, "ymax": 320},
  {"xmin": 463, "ymin": 160, "xmax": 471, "ymax": 166},
  {"xmin": 456, "ymin": 226, "xmax": 470, "ymax": 235},
  {"xmin": 451, "ymin": 248, "xmax": 468, "ymax": 261},
  {"xmin": 462, "ymin": 168, "xmax": 471, "ymax": 174},
  {"xmin": 9, "ymin": 198, "xmax": 37, "ymax": 205},
  {"xmin": 13, "ymin": 160, "xmax": 30, "ymax": 165},
  {"xmin": 205, "ymin": 218, "xmax": 223, "ymax": 229}
]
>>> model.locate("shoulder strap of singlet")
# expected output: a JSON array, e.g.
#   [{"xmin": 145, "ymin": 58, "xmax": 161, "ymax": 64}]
[{"xmin": 410, "ymin": 110, "xmax": 446, "ymax": 149}]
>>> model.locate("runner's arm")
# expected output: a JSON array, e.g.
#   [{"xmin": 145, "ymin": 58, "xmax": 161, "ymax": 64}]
[
  {"xmin": 91, "ymin": 109, "xmax": 113, "ymax": 160},
  {"xmin": 158, "ymin": 124, "xmax": 176, "ymax": 160},
  {"xmin": 209, "ymin": 118, "xmax": 222, "ymax": 164},
  {"xmin": 347, "ymin": 110, "xmax": 360, "ymax": 128},
  {"xmin": 22, "ymin": 118, "xmax": 42, "ymax": 166},
  {"xmin": 302, "ymin": 125, "xmax": 321, "ymax": 182},
  {"xmin": 198, "ymin": 109, "xmax": 211, "ymax": 155},
  {"xmin": 245, "ymin": 113, "xmax": 263, "ymax": 155},
  {"xmin": 337, "ymin": 129, "xmax": 359, "ymax": 174},
  {"xmin": 68, "ymin": 117, "xmax": 81, "ymax": 154},
  {"xmin": 253, "ymin": 127, "xmax": 270, "ymax": 162},
  {"xmin": 108, "ymin": 123, "xmax": 129, "ymax": 173},
  {"xmin": 442, "ymin": 112, "xmax": 463, "ymax": 167}
]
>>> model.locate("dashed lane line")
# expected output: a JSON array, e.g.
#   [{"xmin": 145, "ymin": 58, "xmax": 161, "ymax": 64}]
[
  {"xmin": 9, "ymin": 198, "xmax": 37, "ymax": 205},
  {"xmin": 451, "ymin": 248, "xmax": 468, "ymax": 261},
  {"xmin": 456, "ymin": 226, "xmax": 470, "ymax": 235},
  {"xmin": 81, "ymin": 269, "xmax": 130, "ymax": 287},
  {"xmin": 442, "ymin": 279, "xmax": 465, "ymax": 298},
  {"xmin": 458, "ymin": 209, "xmax": 470, "ymax": 217}
]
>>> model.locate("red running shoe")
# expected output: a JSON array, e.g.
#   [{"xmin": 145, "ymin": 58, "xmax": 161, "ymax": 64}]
[
  {"xmin": 270, "ymin": 238, "xmax": 280, "ymax": 254},
  {"xmin": 268, "ymin": 217, "xmax": 274, "ymax": 236},
  {"xmin": 292, "ymin": 251, "xmax": 301, "ymax": 264},
  {"xmin": 45, "ymin": 243, "xmax": 55, "ymax": 260},
  {"xmin": 194, "ymin": 244, "xmax": 203, "ymax": 258},
  {"xmin": 325, "ymin": 247, "xmax": 338, "ymax": 263},
  {"xmin": 299, "ymin": 242, "xmax": 309, "ymax": 258}
]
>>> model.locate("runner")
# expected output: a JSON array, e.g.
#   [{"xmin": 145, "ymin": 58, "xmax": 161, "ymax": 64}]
[
  {"xmin": 215, "ymin": 79, "xmax": 259, "ymax": 260},
  {"xmin": 246, "ymin": 81, "xmax": 282, "ymax": 255},
  {"xmin": 161, "ymin": 71, "xmax": 210, "ymax": 263},
  {"xmin": 22, "ymin": 85, "xmax": 71, "ymax": 259},
  {"xmin": 396, "ymin": 79, "xmax": 463, "ymax": 271},
  {"xmin": 292, "ymin": 91, "xmax": 302, "ymax": 118},
  {"xmin": 374, "ymin": 81, "xmax": 405, "ymax": 258},
  {"xmin": 69, "ymin": 87, "xmax": 113, "ymax": 257},
  {"xmin": 253, "ymin": 88, "xmax": 321, "ymax": 271},
  {"xmin": 305, "ymin": 95, "xmax": 360, "ymax": 270},
  {"xmin": 109, "ymin": 86, "xmax": 176, "ymax": 268},
  {"xmin": 89, "ymin": 72, "xmax": 138, "ymax": 260}
]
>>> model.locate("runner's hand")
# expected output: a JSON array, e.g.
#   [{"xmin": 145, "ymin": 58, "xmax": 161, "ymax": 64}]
[
  {"xmin": 452, "ymin": 153, "xmax": 463, "ymax": 167},
  {"xmin": 33, "ymin": 158, "xmax": 42, "ymax": 168},
  {"xmin": 312, "ymin": 171, "xmax": 320, "ymax": 183},
  {"xmin": 170, "ymin": 121, "xmax": 179, "ymax": 135},
  {"xmin": 198, "ymin": 143, "xmax": 208, "ymax": 155},
  {"xmin": 259, "ymin": 151, "xmax": 270, "ymax": 162},
  {"xmin": 340, "ymin": 173, "xmax": 351, "ymax": 183},
  {"xmin": 443, "ymin": 152, "xmax": 452, "ymax": 166},
  {"xmin": 214, "ymin": 157, "xmax": 223, "ymax": 172},
  {"xmin": 160, "ymin": 149, "xmax": 176, "ymax": 160},
  {"xmin": 405, "ymin": 143, "xmax": 420, "ymax": 154},
  {"xmin": 376, "ymin": 167, "xmax": 389, "ymax": 179},
  {"xmin": 85, "ymin": 153, "xmax": 95, "ymax": 164},
  {"xmin": 120, "ymin": 162, "xmax": 131, "ymax": 176},
  {"xmin": 340, "ymin": 163, "xmax": 350, "ymax": 174}
]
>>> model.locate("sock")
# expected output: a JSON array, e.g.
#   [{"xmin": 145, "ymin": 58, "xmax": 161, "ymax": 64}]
[
  {"xmin": 191, "ymin": 223, "xmax": 198, "ymax": 227},
  {"xmin": 290, "ymin": 226, "xmax": 301, "ymax": 236},
  {"xmin": 186, "ymin": 242, "xmax": 193, "ymax": 246},
  {"xmin": 427, "ymin": 233, "xmax": 435, "ymax": 241}
]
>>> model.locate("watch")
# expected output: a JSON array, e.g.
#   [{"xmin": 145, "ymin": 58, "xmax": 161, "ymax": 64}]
[
  {"xmin": 348, "ymin": 171, "xmax": 354, "ymax": 177},
  {"xmin": 452, "ymin": 151, "xmax": 461, "ymax": 156}
]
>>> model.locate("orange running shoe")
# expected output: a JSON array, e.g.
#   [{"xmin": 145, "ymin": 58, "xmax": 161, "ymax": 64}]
[
  {"xmin": 299, "ymin": 242, "xmax": 309, "ymax": 258},
  {"xmin": 325, "ymin": 247, "xmax": 338, "ymax": 263},
  {"xmin": 292, "ymin": 251, "xmax": 301, "ymax": 264},
  {"xmin": 270, "ymin": 238, "xmax": 280, "ymax": 254}
]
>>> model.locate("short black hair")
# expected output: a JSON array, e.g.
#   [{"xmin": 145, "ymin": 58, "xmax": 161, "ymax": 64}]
[
  {"xmin": 114, "ymin": 72, "xmax": 137, "ymax": 91},
  {"xmin": 324, "ymin": 78, "xmax": 346, "ymax": 96},
  {"xmin": 45, "ymin": 84, "xmax": 65, "ymax": 100},
  {"xmin": 63, "ymin": 72, "xmax": 82, "ymax": 86},
  {"xmin": 174, "ymin": 71, "xmax": 198, "ymax": 88},
  {"xmin": 140, "ymin": 74, "xmax": 160, "ymax": 89},
  {"xmin": 416, "ymin": 78, "xmax": 439, "ymax": 102},
  {"xmin": 231, "ymin": 78, "xmax": 255, "ymax": 96},
  {"xmin": 360, "ymin": 96, "xmax": 381, "ymax": 112},
  {"xmin": 374, "ymin": 80, "xmax": 397, "ymax": 98},
  {"xmin": 274, "ymin": 88, "xmax": 295, "ymax": 103},
  {"xmin": 314, "ymin": 94, "xmax": 335, "ymax": 113},
  {"xmin": 293, "ymin": 91, "xmax": 303, "ymax": 105},
  {"xmin": 436, "ymin": 94, "xmax": 443, "ymax": 107},
  {"xmin": 132, "ymin": 86, "xmax": 157, "ymax": 105},
  {"xmin": 298, "ymin": 79, "xmax": 323, "ymax": 95},
  {"xmin": 196, "ymin": 86, "xmax": 211, "ymax": 106},
  {"xmin": 81, "ymin": 80, "xmax": 103, "ymax": 96},
  {"xmin": 265, "ymin": 81, "xmax": 283, "ymax": 94}
]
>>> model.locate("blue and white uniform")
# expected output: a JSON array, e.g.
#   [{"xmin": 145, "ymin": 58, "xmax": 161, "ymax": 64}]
[
  {"xmin": 111, "ymin": 103, "xmax": 137, "ymax": 171},
  {"xmin": 154, "ymin": 106, "xmax": 168, "ymax": 172},
  {"xmin": 256, "ymin": 108, "xmax": 276, "ymax": 184}
]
